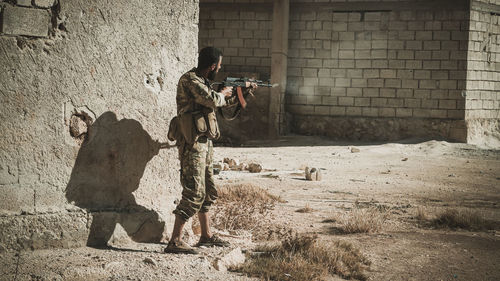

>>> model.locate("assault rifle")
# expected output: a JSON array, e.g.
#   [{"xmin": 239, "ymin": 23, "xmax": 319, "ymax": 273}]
[{"xmin": 212, "ymin": 77, "xmax": 277, "ymax": 120}]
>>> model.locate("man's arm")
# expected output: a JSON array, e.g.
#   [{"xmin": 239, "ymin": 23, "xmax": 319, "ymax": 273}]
[{"xmin": 185, "ymin": 78, "xmax": 231, "ymax": 109}]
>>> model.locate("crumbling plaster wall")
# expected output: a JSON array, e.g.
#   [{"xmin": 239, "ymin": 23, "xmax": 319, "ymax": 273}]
[
  {"xmin": 0, "ymin": 0, "xmax": 199, "ymax": 250},
  {"xmin": 465, "ymin": 0, "xmax": 500, "ymax": 147}
]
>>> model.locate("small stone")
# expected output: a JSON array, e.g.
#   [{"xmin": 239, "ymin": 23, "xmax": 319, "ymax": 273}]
[
  {"xmin": 223, "ymin": 163, "xmax": 230, "ymax": 171},
  {"xmin": 213, "ymin": 247, "xmax": 245, "ymax": 272},
  {"xmin": 402, "ymin": 157, "xmax": 408, "ymax": 161},
  {"xmin": 351, "ymin": 147, "xmax": 360, "ymax": 153},
  {"xmin": 247, "ymin": 163, "xmax": 262, "ymax": 173},
  {"xmin": 305, "ymin": 167, "xmax": 321, "ymax": 181},
  {"xmin": 223, "ymin": 158, "xmax": 239, "ymax": 168},
  {"xmin": 144, "ymin": 257, "xmax": 157, "ymax": 266}
]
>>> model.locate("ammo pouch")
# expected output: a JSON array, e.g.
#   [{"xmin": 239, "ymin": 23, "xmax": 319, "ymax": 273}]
[
  {"xmin": 193, "ymin": 109, "xmax": 220, "ymax": 140},
  {"xmin": 167, "ymin": 116, "xmax": 181, "ymax": 142}
]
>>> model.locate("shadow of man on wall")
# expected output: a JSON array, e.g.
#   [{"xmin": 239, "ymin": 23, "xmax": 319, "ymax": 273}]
[{"xmin": 66, "ymin": 111, "xmax": 165, "ymax": 247}]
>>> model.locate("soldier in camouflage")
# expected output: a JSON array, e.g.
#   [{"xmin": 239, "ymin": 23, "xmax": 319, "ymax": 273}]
[{"xmin": 164, "ymin": 47, "xmax": 243, "ymax": 254}]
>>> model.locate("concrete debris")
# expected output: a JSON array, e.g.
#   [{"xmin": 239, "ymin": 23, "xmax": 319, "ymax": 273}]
[
  {"xmin": 223, "ymin": 158, "xmax": 239, "ymax": 168},
  {"xmin": 213, "ymin": 247, "xmax": 245, "ymax": 272},
  {"xmin": 143, "ymin": 257, "xmax": 157, "ymax": 266},
  {"xmin": 351, "ymin": 147, "xmax": 360, "ymax": 153},
  {"xmin": 305, "ymin": 167, "xmax": 322, "ymax": 181},
  {"xmin": 223, "ymin": 163, "xmax": 230, "ymax": 171},
  {"xmin": 247, "ymin": 163, "xmax": 262, "ymax": 173}
]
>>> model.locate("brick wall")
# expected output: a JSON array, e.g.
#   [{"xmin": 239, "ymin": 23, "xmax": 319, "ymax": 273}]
[
  {"xmin": 465, "ymin": 0, "xmax": 500, "ymax": 146},
  {"xmin": 286, "ymin": 8, "xmax": 468, "ymax": 125},
  {"xmin": 199, "ymin": 5, "xmax": 273, "ymax": 80}
]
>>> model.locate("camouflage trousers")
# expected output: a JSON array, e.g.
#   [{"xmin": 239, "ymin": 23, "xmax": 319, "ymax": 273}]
[{"xmin": 173, "ymin": 137, "xmax": 218, "ymax": 221}]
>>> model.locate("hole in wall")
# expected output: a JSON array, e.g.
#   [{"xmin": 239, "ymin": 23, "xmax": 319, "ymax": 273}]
[{"xmin": 69, "ymin": 111, "xmax": 93, "ymax": 145}]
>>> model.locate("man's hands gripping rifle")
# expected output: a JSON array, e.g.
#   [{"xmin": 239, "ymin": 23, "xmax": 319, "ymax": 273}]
[{"xmin": 212, "ymin": 77, "xmax": 277, "ymax": 120}]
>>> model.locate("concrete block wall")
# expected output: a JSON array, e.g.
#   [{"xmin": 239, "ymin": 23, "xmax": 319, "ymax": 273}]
[
  {"xmin": 199, "ymin": 4, "xmax": 273, "ymax": 80},
  {"xmin": 286, "ymin": 3, "xmax": 469, "ymax": 141},
  {"xmin": 0, "ymin": 0, "xmax": 198, "ymax": 250},
  {"xmin": 465, "ymin": 0, "xmax": 500, "ymax": 147},
  {"xmin": 199, "ymin": 1, "xmax": 274, "ymax": 143}
]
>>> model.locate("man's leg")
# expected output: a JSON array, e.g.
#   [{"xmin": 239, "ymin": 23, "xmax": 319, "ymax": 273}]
[
  {"xmin": 196, "ymin": 140, "xmax": 229, "ymax": 247},
  {"xmin": 170, "ymin": 214, "xmax": 187, "ymax": 242},
  {"xmin": 198, "ymin": 211, "xmax": 212, "ymax": 239}
]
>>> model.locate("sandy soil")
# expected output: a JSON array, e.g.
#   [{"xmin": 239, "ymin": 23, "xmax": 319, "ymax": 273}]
[{"xmin": 1, "ymin": 136, "xmax": 499, "ymax": 281}]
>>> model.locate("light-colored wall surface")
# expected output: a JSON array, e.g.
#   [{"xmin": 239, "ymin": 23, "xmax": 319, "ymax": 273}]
[
  {"xmin": 0, "ymin": 0, "xmax": 199, "ymax": 250},
  {"xmin": 466, "ymin": 0, "xmax": 500, "ymax": 147}
]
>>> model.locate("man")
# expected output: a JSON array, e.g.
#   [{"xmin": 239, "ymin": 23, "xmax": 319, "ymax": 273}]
[{"xmin": 165, "ymin": 47, "xmax": 248, "ymax": 254}]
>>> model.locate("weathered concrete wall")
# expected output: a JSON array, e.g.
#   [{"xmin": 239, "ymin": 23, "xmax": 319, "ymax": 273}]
[
  {"xmin": 0, "ymin": 0, "xmax": 199, "ymax": 250},
  {"xmin": 465, "ymin": 0, "xmax": 500, "ymax": 147}
]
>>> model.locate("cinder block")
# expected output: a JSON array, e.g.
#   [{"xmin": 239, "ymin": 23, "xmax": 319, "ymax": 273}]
[
  {"xmin": 346, "ymin": 69, "xmax": 362, "ymax": 78},
  {"xmin": 347, "ymin": 88, "xmax": 363, "ymax": 97},
  {"xmin": 423, "ymin": 61, "xmax": 440, "ymax": 69},
  {"xmin": 397, "ymin": 70, "xmax": 414, "ymax": 79},
  {"xmin": 388, "ymin": 60, "xmax": 405, "ymax": 69},
  {"xmin": 371, "ymin": 97, "xmax": 387, "ymax": 106},
  {"xmin": 314, "ymin": 106, "xmax": 330, "ymax": 115},
  {"xmin": 363, "ymin": 69, "xmax": 379, "ymax": 78},
  {"xmin": 396, "ymin": 108, "xmax": 413, "ymax": 117},
  {"xmin": 380, "ymin": 88, "xmax": 396, "ymax": 97},
  {"xmin": 406, "ymin": 60, "xmax": 422, "ymax": 69},
  {"xmin": 330, "ymin": 106, "xmax": 346, "ymax": 116},
  {"xmin": 363, "ymin": 88, "xmax": 379, "ymax": 97},
  {"xmin": 331, "ymin": 88, "xmax": 346, "ymax": 96},
  {"xmin": 339, "ymin": 60, "xmax": 354, "ymax": 68},
  {"xmin": 406, "ymin": 41, "xmax": 422, "ymax": 50},
  {"xmin": 314, "ymin": 87, "xmax": 331, "ymax": 96},
  {"xmin": 338, "ymin": 97, "xmax": 354, "ymax": 106},
  {"xmin": 439, "ymin": 100, "xmax": 457, "ymax": 109},
  {"xmin": 432, "ymin": 51, "xmax": 450, "ymax": 60},
  {"xmin": 307, "ymin": 96, "xmax": 322, "ymax": 105},
  {"xmin": 421, "ymin": 99, "xmax": 438, "ymax": 108},
  {"xmin": 355, "ymin": 50, "xmax": 371, "ymax": 59},
  {"xmin": 372, "ymin": 40, "xmax": 388, "ymax": 49},
  {"xmin": 379, "ymin": 108, "xmax": 395, "ymax": 117},
  {"xmin": 352, "ymin": 78, "xmax": 368, "ymax": 88},
  {"xmin": 401, "ymin": 79, "xmax": 419, "ymax": 89},
  {"xmin": 415, "ymin": 51, "xmax": 432, "ymax": 60},
  {"xmin": 335, "ymin": 78, "xmax": 351, "ymax": 87},
  {"xmin": 430, "ymin": 109, "xmax": 448, "ymax": 118},
  {"xmin": 385, "ymin": 79, "xmax": 401, "ymax": 88},
  {"xmin": 299, "ymin": 86, "xmax": 315, "ymax": 96},
  {"xmin": 346, "ymin": 107, "xmax": 362, "ymax": 116},
  {"xmin": 404, "ymin": 98, "xmax": 421, "ymax": 108},
  {"xmin": 339, "ymin": 50, "xmax": 354, "ymax": 59},
  {"xmin": 355, "ymin": 60, "xmax": 371, "ymax": 68},
  {"xmin": 362, "ymin": 108, "xmax": 379, "ymax": 117},
  {"xmin": 319, "ymin": 78, "xmax": 335, "ymax": 87},
  {"xmin": 372, "ymin": 60, "xmax": 388, "ymax": 68},
  {"xmin": 371, "ymin": 50, "xmax": 387, "ymax": 59},
  {"xmin": 2, "ymin": 5, "xmax": 50, "ymax": 37},
  {"xmin": 354, "ymin": 97, "xmax": 370, "ymax": 106},
  {"xmin": 368, "ymin": 79, "xmax": 384, "ymax": 88},
  {"xmin": 397, "ymin": 50, "xmax": 414, "ymax": 60},
  {"xmin": 419, "ymin": 80, "xmax": 438, "ymax": 89},
  {"xmin": 433, "ymin": 31, "xmax": 450, "ymax": 40},
  {"xmin": 424, "ymin": 41, "xmax": 440, "ymax": 50},
  {"xmin": 322, "ymin": 96, "xmax": 338, "ymax": 105}
]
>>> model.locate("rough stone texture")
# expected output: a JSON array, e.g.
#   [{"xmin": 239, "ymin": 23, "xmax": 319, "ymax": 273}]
[
  {"xmin": 465, "ymin": 0, "xmax": 500, "ymax": 147},
  {"xmin": 0, "ymin": 0, "xmax": 199, "ymax": 250},
  {"xmin": 34, "ymin": 0, "xmax": 55, "ymax": 8},
  {"xmin": 16, "ymin": 0, "xmax": 32, "ymax": 7},
  {"xmin": 292, "ymin": 115, "xmax": 467, "ymax": 142},
  {"xmin": 1, "ymin": 5, "xmax": 50, "ymax": 37}
]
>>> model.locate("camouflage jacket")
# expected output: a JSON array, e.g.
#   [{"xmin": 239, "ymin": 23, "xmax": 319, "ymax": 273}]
[{"xmin": 176, "ymin": 68, "xmax": 233, "ymax": 115}]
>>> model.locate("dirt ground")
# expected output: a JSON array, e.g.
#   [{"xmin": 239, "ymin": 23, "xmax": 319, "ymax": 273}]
[{"xmin": 1, "ymin": 135, "xmax": 499, "ymax": 281}]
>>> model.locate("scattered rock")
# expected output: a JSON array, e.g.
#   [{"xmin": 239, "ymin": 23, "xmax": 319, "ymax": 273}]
[
  {"xmin": 247, "ymin": 163, "xmax": 262, "ymax": 173},
  {"xmin": 223, "ymin": 158, "xmax": 239, "ymax": 168},
  {"xmin": 144, "ymin": 257, "xmax": 157, "ymax": 266},
  {"xmin": 402, "ymin": 157, "xmax": 408, "ymax": 161},
  {"xmin": 213, "ymin": 163, "xmax": 223, "ymax": 170},
  {"xmin": 223, "ymin": 163, "xmax": 230, "ymax": 171},
  {"xmin": 305, "ymin": 167, "xmax": 322, "ymax": 181},
  {"xmin": 351, "ymin": 147, "xmax": 360, "ymax": 153},
  {"xmin": 213, "ymin": 247, "xmax": 245, "ymax": 272}
]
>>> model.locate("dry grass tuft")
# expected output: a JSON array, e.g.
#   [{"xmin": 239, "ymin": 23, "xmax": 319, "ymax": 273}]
[
  {"xmin": 234, "ymin": 232, "xmax": 370, "ymax": 281},
  {"xmin": 331, "ymin": 207, "xmax": 388, "ymax": 234},
  {"xmin": 211, "ymin": 183, "xmax": 283, "ymax": 232},
  {"xmin": 296, "ymin": 204, "xmax": 314, "ymax": 213},
  {"xmin": 431, "ymin": 208, "xmax": 494, "ymax": 231},
  {"xmin": 415, "ymin": 206, "xmax": 428, "ymax": 221}
]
